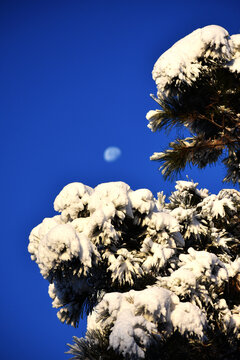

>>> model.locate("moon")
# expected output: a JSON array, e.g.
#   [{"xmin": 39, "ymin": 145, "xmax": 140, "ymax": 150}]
[{"xmin": 103, "ymin": 146, "xmax": 122, "ymax": 162}]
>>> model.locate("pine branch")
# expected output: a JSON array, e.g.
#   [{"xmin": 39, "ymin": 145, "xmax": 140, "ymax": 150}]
[
  {"xmin": 149, "ymin": 93, "xmax": 240, "ymax": 140},
  {"xmin": 66, "ymin": 330, "xmax": 124, "ymax": 360},
  {"xmin": 223, "ymin": 150, "xmax": 240, "ymax": 184},
  {"xmin": 151, "ymin": 137, "xmax": 225, "ymax": 179},
  {"xmin": 149, "ymin": 62, "xmax": 240, "ymax": 185}
]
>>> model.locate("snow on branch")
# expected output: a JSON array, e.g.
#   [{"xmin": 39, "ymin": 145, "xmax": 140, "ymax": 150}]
[
  {"xmin": 148, "ymin": 25, "xmax": 240, "ymax": 185},
  {"xmin": 29, "ymin": 180, "xmax": 240, "ymax": 358},
  {"xmin": 152, "ymin": 25, "xmax": 239, "ymax": 99}
]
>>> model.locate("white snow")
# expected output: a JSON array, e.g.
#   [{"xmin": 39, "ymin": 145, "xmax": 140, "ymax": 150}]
[
  {"xmin": 179, "ymin": 247, "xmax": 227, "ymax": 280},
  {"xmin": 129, "ymin": 188, "xmax": 156, "ymax": 214},
  {"xmin": 92, "ymin": 286, "xmax": 206, "ymax": 357},
  {"xmin": 225, "ymin": 258, "xmax": 240, "ymax": 278},
  {"xmin": 109, "ymin": 308, "xmax": 155, "ymax": 359},
  {"xmin": 37, "ymin": 224, "xmax": 81, "ymax": 278},
  {"xmin": 131, "ymin": 287, "xmax": 179, "ymax": 323},
  {"xmin": 107, "ymin": 248, "xmax": 144, "ymax": 286},
  {"xmin": 88, "ymin": 181, "xmax": 133, "ymax": 221},
  {"xmin": 216, "ymin": 299, "xmax": 240, "ymax": 337},
  {"xmin": 228, "ymin": 34, "xmax": 240, "ymax": 72},
  {"xmin": 54, "ymin": 182, "xmax": 93, "ymax": 221},
  {"xmin": 199, "ymin": 194, "xmax": 235, "ymax": 220},
  {"xmin": 29, "ymin": 179, "xmax": 240, "ymax": 355},
  {"xmin": 171, "ymin": 302, "xmax": 206, "ymax": 338},
  {"xmin": 157, "ymin": 247, "xmax": 229, "ymax": 310},
  {"xmin": 152, "ymin": 25, "xmax": 239, "ymax": 99},
  {"xmin": 146, "ymin": 211, "xmax": 180, "ymax": 233},
  {"xmin": 141, "ymin": 237, "xmax": 175, "ymax": 271},
  {"xmin": 28, "ymin": 215, "xmax": 62, "ymax": 261}
]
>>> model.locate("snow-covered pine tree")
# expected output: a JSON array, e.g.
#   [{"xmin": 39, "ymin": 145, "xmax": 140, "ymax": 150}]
[
  {"xmin": 147, "ymin": 25, "xmax": 240, "ymax": 184},
  {"xmin": 28, "ymin": 25, "xmax": 240, "ymax": 359},
  {"xmin": 29, "ymin": 180, "xmax": 240, "ymax": 359}
]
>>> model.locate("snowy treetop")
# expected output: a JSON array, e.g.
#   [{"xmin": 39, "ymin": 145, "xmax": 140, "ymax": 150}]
[
  {"xmin": 152, "ymin": 25, "xmax": 240, "ymax": 99},
  {"xmin": 29, "ymin": 180, "xmax": 240, "ymax": 358}
]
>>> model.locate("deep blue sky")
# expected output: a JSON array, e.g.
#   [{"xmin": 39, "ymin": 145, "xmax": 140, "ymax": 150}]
[{"xmin": 1, "ymin": 1, "xmax": 240, "ymax": 359}]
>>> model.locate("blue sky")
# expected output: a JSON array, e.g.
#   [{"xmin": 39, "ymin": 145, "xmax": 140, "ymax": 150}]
[{"xmin": 1, "ymin": 1, "xmax": 240, "ymax": 359}]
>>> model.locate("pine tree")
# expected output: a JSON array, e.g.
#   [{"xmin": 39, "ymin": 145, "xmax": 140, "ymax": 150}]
[
  {"xmin": 147, "ymin": 25, "xmax": 240, "ymax": 184},
  {"xmin": 29, "ymin": 180, "xmax": 240, "ymax": 359},
  {"xmin": 28, "ymin": 25, "xmax": 240, "ymax": 360}
]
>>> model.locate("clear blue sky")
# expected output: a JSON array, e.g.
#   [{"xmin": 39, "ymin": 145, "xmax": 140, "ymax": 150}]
[{"xmin": 1, "ymin": 1, "xmax": 240, "ymax": 359}]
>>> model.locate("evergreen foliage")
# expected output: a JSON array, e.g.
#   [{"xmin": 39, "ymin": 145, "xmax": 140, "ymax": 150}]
[
  {"xmin": 147, "ymin": 25, "xmax": 240, "ymax": 184},
  {"xmin": 29, "ymin": 180, "xmax": 240, "ymax": 359}
]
